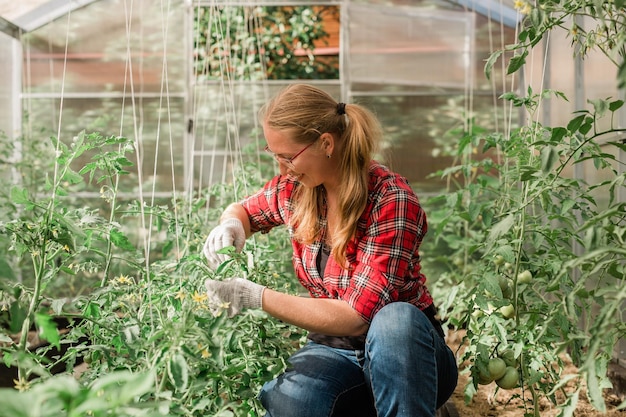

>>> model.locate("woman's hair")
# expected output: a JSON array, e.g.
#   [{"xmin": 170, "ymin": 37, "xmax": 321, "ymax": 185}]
[{"xmin": 259, "ymin": 84, "xmax": 382, "ymax": 268}]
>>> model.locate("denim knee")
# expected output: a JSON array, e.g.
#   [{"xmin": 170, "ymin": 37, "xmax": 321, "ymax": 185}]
[{"xmin": 368, "ymin": 302, "xmax": 433, "ymax": 341}]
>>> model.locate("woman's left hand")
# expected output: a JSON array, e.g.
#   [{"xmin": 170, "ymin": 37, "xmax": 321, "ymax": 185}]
[{"xmin": 205, "ymin": 277, "xmax": 265, "ymax": 317}]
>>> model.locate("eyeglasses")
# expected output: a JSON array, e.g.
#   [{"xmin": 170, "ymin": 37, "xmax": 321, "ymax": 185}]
[{"xmin": 264, "ymin": 138, "xmax": 317, "ymax": 170}]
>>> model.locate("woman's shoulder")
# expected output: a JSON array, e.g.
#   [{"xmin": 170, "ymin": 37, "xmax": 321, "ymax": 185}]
[{"xmin": 367, "ymin": 161, "xmax": 413, "ymax": 194}]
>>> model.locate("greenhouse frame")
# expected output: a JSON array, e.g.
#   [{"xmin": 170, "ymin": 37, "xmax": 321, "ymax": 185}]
[{"xmin": 0, "ymin": 0, "xmax": 624, "ymax": 416}]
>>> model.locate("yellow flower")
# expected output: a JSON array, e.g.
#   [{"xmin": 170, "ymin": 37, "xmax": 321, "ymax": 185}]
[
  {"xmin": 513, "ymin": 0, "xmax": 532, "ymax": 14},
  {"xmin": 201, "ymin": 349, "xmax": 211, "ymax": 358},
  {"xmin": 13, "ymin": 378, "xmax": 30, "ymax": 392},
  {"xmin": 115, "ymin": 275, "xmax": 133, "ymax": 285},
  {"xmin": 175, "ymin": 289, "xmax": 186, "ymax": 300},
  {"xmin": 192, "ymin": 291, "xmax": 208, "ymax": 304}
]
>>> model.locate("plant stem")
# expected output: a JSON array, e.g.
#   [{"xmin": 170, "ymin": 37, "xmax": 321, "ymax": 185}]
[{"xmin": 16, "ymin": 232, "xmax": 49, "ymax": 382}]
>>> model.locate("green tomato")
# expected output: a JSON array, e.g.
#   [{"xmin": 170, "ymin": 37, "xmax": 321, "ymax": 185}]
[
  {"xmin": 476, "ymin": 366, "xmax": 494, "ymax": 385},
  {"xmin": 498, "ymin": 275, "xmax": 510, "ymax": 292},
  {"xmin": 488, "ymin": 357, "xmax": 507, "ymax": 380},
  {"xmin": 500, "ymin": 304, "xmax": 515, "ymax": 319},
  {"xmin": 494, "ymin": 255, "xmax": 505, "ymax": 266},
  {"xmin": 502, "ymin": 285, "xmax": 513, "ymax": 299},
  {"xmin": 499, "ymin": 349, "xmax": 517, "ymax": 367},
  {"xmin": 496, "ymin": 366, "xmax": 520, "ymax": 389},
  {"xmin": 477, "ymin": 372, "xmax": 494, "ymax": 385},
  {"xmin": 517, "ymin": 270, "xmax": 533, "ymax": 284}
]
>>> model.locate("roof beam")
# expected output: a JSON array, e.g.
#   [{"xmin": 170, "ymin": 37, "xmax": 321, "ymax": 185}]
[
  {"xmin": 448, "ymin": 0, "xmax": 521, "ymax": 28},
  {"xmin": 0, "ymin": 15, "xmax": 21, "ymax": 39},
  {"xmin": 12, "ymin": 0, "xmax": 100, "ymax": 33}
]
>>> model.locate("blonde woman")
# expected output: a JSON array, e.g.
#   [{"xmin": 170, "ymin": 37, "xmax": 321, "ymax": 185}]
[{"xmin": 203, "ymin": 84, "xmax": 458, "ymax": 417}]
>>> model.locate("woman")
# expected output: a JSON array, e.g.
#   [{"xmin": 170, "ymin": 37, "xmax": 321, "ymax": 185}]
[{"xmin": 203, "ymin": 83, "xmax": 457, "ymax": 417}]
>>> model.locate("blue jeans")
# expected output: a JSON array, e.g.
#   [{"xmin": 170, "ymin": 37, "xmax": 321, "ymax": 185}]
[{"xmin": 259, "ymin": 302, "xmax": 458, "ymax": 417}]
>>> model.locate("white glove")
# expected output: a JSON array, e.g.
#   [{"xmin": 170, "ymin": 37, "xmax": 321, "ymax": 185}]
[
  {"xmin": 205, "ymin": 278, "xmax": 265, "ymax": 317},
  {"xmin": 203, "ymin": 218, "xmax": 246, "ymax": 269}
]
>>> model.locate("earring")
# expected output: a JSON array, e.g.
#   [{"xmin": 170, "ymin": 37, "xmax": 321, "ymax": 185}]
[{"xmin": 327, "ymin": 154, "xmax": 331, "ymax": 159}]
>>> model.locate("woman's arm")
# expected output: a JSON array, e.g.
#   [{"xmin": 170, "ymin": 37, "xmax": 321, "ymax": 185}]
[
  {"xmin": 262, "ymin": 289, "xmax": 369, "ymax": 336},
  {"xmin": 220, "ymin": 203, "xmax": 253, "ymax": 238}
]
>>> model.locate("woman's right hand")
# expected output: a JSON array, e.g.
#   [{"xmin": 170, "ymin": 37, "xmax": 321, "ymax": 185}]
[{"xmin": 203, "ymin": 218, "xmax": 246, "ymax": 269}]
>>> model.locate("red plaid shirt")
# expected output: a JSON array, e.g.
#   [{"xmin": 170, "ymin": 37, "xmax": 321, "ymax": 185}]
[{"xmin": 240, "ymin": 162, "xmax": 433, "ymax": 323}]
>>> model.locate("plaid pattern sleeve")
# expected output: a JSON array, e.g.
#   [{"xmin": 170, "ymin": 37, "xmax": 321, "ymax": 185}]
[
  {"xmin": 339, "ymin": 164, "xmax": 433, "ymax": 323},
  {"xmin": 239, "ymin": 175, "xmax": 297, "ymax": 234}
]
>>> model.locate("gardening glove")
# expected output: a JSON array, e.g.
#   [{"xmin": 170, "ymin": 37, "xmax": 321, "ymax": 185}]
[
  {"xmin": 204, "ymin": 277, "xmax": 265, "ymax": 318},
  {"xmin": 203, "ymin": 218, "xmax": 246, "ymax": 269}
]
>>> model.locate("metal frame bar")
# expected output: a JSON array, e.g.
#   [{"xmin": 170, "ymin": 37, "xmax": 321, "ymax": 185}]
[
  {"xmin": 0, "ymin": 15, "xmax": 21, "ymax": 38},
  {"xmin": 12, "ymin": 0, "xmax": 100, "ymax": 32}
]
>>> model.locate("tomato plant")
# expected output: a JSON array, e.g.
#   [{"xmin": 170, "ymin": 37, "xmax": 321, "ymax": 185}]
[
  {"xmin": 422, "ymin": 3, "xmax": 626, "ymax": 412},
  {"xmin": 0, "ymin": 131, "xmax": 304, "ymax": 416}
]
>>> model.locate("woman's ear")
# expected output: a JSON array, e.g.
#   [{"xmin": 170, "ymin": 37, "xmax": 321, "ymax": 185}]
[{"xmin": 320, "ymin": 132, "xmax": 335, "ymax": 156}]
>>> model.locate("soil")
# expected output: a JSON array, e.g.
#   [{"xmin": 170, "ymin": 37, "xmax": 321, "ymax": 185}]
[{"xmin": 444, "ymin": 330, "xmax": 625, "ymax": 417}]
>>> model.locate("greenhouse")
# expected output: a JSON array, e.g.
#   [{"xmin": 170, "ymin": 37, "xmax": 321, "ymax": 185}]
[{"xmin": 0, "ymin": 0, "xmax": 624, "ymax": 416}]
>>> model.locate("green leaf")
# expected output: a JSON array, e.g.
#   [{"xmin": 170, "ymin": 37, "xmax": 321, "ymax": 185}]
[
  {"xmin": 51, "ymin": 299, "xmax": 66, "ymax": 316},
  {"xmin": 488, "ymin": 214, "xmax": 515, "ymax": 243},
  {"xmin": 484, "ymin": 50, "xmax": 503, "ymax": 81},
  {"xmin": 550, "ymin": 127, "xmax": 568, "ymax": 143},
  {"xmin": 609, "ymin": 99, "xmax": 624, "ymax": 112},
  {"xmin": 0, "ymin": 258, "xmax": 16, "ymax": 280},
  {"xmin": 83, "ymin": 301, "xmax": 101, "ymax": 319},
  {"xmin": 110, "ymin": 228, "xmax": 136, "ymax": 251},
  {"xmin": 519, "ymin": 165, "xmax": 538, "ymax": 181},
  {"xmin": 0, "ymin": 388, "xmax": 35, "ymax": 417},
  {"xmin": 540, "ymin": 146, "xmax": 559, "ymax": 173},
  {"xmin": 588, "ymin": 98, "xmax": 609, "ymax": 118},
  {"xmin": 9, "ymin": 301, "xmax": 27, "ymax": 334},
  {"xmin": 72, "ymin": 371, "xmax": 155, "ymax": 415},
  {"xmin": 168, "ymin": 352, "xmax": 189, "ymax": 392},
  {"xmin": 507, "ymin": 50, "xmax": 528, "ymax": 75},
  {"xmin": 560, "ymin": 198, "xmax": 576, "ymax": 215},
  {"xmin": 62, "ymin": 169, "xmax": 84, "ymax": 185},
  {"xmin": 35, "ymin": 313, "xmax": 61, "ymax": 350},
  {"xmin": 567, "ymin": 114, "xmax": 586, "ymax": 133},
  {"xmin": 10, "ymin": 187, "xmax": 33, "ymax": 209},
  {"xmin": 494, "ymin": 244, "xmax": 515, "ymax": 263}
]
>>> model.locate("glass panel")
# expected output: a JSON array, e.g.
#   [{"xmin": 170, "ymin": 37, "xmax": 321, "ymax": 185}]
[
  {"xmin": 22, "ymin": 0, "xmax": 186, "ymax": 94},
  {"xmin": 348, "ymin": 4, "xmax": 473, "ymax": 89},
  {"xmin": 355, "ymin": 92, "xmax": 511, "ymax": 194},
  {"xmin": 193, "ymin": 5, "xmax": 339, "ymax": 81},
  {"xmin": 23, "ymin": 97, "xmax": 185, "ymax": 193},
  {"xmin": 0, "ymin": 32, "xmax": 16, "ymax": 139}
]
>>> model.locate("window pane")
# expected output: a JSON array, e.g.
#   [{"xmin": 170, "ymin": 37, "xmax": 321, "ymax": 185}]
[
  {"xmin": 24, "ymin": 97, "xmax": 185, "ymax": 194},
  {"xmin": 356, "ymin": 92, "xmax": 511, "ymax": 194},
  {"xmin": 348, "ymin": 4, "xmax": 473, "ymax": 89},
  {"xmin": 22, "ymin": 0, "xmax": 186, "ymax": 94}
]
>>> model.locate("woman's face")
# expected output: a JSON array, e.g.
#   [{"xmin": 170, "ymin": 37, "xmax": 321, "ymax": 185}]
[{"xmin": 263, "ymin": 122, "xmax": 336, "ymax": 188}]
